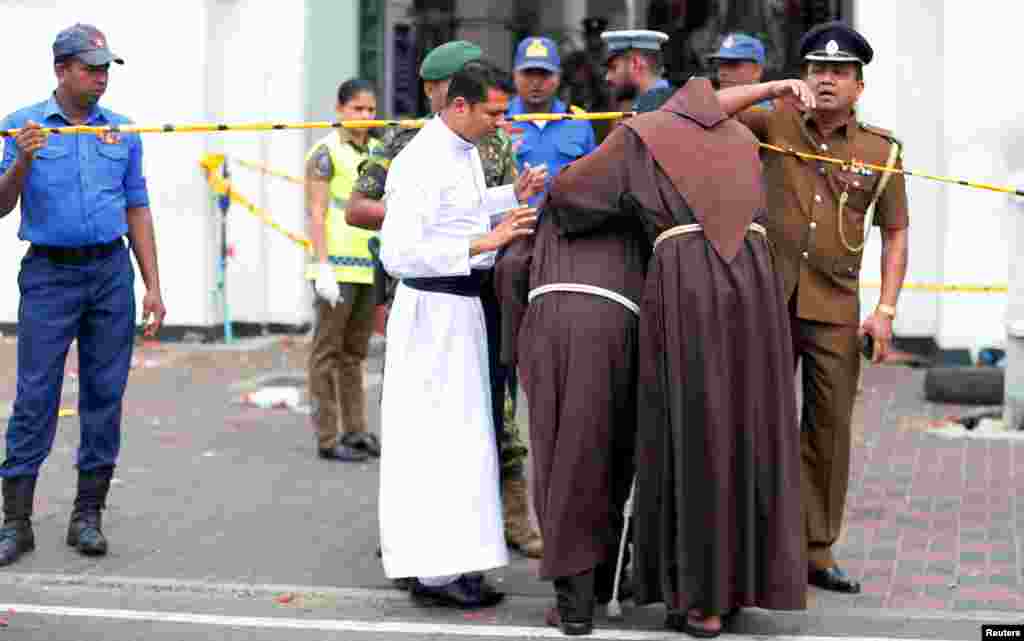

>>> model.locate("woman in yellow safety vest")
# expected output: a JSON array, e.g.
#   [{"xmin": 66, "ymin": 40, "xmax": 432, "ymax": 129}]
[{"xmin": 305, "ymin": 78, "xmax": 382, "ymax": 462}]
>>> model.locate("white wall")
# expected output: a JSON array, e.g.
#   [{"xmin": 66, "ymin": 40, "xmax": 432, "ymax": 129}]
[
  {"xmin": 858, "ymin": 1, "xmax": 1024, "ymax": 354},
  {"xmin": 0, "ymin": 0, "xmax": 359, "ymax": 330},
  {"xmin": 0, "ymin": 1, "xmax": 211, "ymax": 326}
]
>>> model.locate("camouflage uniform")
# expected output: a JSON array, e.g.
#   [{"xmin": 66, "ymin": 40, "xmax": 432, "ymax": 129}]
[{"xmin": 354, "ymin": 120, "xmax": 528, "ymax": 482}]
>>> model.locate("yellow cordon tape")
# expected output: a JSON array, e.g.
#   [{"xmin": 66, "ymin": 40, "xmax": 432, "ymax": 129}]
[
  {"xmin": 199, "ymin": 154, "xmax": 313, "ymax": 254},
  {"xmin": 229, "ymin": 157, "xmax": 304, "ymax": 185},
  {"xmin": 210, "ymin": 152, "xmax": 1012, "ymax": 294},
  {"xmin": 758, "ymin": 143, "xmax": 1024, "ymax": 198},
  {"xmin": 4, "ymin": 113, "xmax": 1023, "ymax": 198},
  {"xmin": 862, "ymin": 282, "xmax": 1008, "ymax": 294}
]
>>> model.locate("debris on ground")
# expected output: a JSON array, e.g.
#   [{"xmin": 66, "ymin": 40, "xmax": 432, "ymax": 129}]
[{"xmin": 237, "ymin": 386, "xmax": 302, "ymax": 410}]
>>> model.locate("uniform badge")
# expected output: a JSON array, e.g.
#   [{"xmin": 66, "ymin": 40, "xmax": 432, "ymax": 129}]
[
  {"xmin": 723, "ymin": 35, "xmax": 735, "ymax": 48},
  {"xmin": 526, "ymin": 39, "xmax": 549, "ymax": 58},
  {"xmin": 97, "ymin": 131, "xmax": 121, "ymax": 145},
  {"xmin": 825, "ymin": 40, "xmax": 839, "ymax": 56}
]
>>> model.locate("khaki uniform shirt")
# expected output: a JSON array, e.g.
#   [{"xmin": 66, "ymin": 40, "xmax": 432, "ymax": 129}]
[{"xmin": 739, "ymin": 104, "xmax": 909, "ymax": 326}]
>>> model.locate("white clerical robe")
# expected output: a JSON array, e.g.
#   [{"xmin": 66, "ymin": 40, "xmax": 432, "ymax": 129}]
[{"xmin": 378, "ymin": 116, "xmax": 518, "ymax": 579}]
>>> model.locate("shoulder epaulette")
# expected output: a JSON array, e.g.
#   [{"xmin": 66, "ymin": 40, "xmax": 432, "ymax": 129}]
[{"xmin": 859, "ymin": 122, "xmax": 902, "ymax": 146}]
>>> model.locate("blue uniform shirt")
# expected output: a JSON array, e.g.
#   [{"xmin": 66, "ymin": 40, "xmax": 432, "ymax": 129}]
[
  {"xmin": 0, "ymin": 95, "xmax": 149, "ymax": 247},
  {"xmin": 634, "ymin": 78, "xmax": 670, "ymax": 109},
  {"xmin": 506, "ymin": 97, "xmax": 596, "ymax": 205}
]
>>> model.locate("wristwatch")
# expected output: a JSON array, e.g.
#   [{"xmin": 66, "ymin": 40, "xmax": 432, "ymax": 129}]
[{"xmin": 876, "ymin": 304, "xmax": 897, "ymax": 320}]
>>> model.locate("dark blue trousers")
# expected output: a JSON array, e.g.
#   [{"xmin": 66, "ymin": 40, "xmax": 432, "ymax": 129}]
[{"xmin": 2, "ymin": 245, "xmax": 135, "ymax": 478}]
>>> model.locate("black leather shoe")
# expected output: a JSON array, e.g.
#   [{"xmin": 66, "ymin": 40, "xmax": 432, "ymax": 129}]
[
  {"xmin": 411, "ymin": 575, "xmax": 503, "ymax": 608},
  {"xmin": 463, "ymin": 573, "xmax": 504, "ymax": 606},
  {"xmin": 546, "ymin": 605, "xmax": 593, "ymax": 636},
  {"xmin": 0, "ymin": 522, "xmax": 34, "ymax": 566},
  {"xmin": 411, "ymin": 575, "xmax": 502, "ymax": 608},
  {"xmin": 809, "ymin": 565, "xmax": 861, "ymax": 594},
  {"xmin": 319, "ymin": 444, "xmax": 369, "ymax": 462},
  {"xmin": 0, "ymin": 476, "xmax": 37, "ymax": 567},
  {"xmin": 343, "ymin": 433, "xmax": 381, "ymax": 458},
  {"xmin": 553, "ymin": 571, "xmax": 595, "ymax": 636},
  {"xmin": 392, "ymin": 577, "xmax": 415, "ymax": 591},
  {"xmin": 67, "ymin": 469, "xmax": 112, "ymax": 556},
  {"xmin": 67, "ymin": 511, "xmax": 107, "ymax": 556}
]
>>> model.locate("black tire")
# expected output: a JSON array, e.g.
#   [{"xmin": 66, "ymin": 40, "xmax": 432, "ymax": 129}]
[{"xmin": 923, "ymin": 366, "xmax": 1004, "ymax": 406}]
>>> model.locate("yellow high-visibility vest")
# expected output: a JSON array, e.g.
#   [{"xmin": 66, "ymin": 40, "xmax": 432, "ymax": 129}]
[{"xmin": 305, "ymin": 132, "xmax": 380, "ymax": 284}]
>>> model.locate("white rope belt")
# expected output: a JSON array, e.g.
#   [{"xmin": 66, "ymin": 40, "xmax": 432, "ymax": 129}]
[
  {"xmin": 653, "ymin": 222, "xmax": 767, "ymax": 251},
  {"xmin": 528, "ymin": 283, "xmax": 640, "ymax": 316}
]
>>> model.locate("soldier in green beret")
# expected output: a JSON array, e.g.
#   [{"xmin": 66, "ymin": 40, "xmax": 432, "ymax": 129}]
[{"xmin": 348, "ymin": 41, "xmax": 543, "ymax": 580}]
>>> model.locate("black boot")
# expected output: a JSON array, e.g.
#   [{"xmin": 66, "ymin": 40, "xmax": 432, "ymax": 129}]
[
  {"xmin": 550, "ymin": 570, "xmax": 596, "ymax": 636},
  {"xmin": 0, "ymin": 476, "xmax": 37, "ymax": 566},
  {"xmin": 67, "ymin": 467, "xmax": 113, "ymax": 556}
]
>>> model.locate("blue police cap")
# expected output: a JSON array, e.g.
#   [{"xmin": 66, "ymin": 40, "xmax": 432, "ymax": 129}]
[
  {"xmin": 708, "ymin": 33, "xmax": 765, "ymax": 65},
  {"xmin": 53, "ymin": 23, "xmax": 123, "ymax": 66},
  {"xmin": 600, "ymin": 29, "xmax": 669, "ymax": 63},
  {"xmin": 799, "ymin": 21, "xmax": 873, "ymax": 65},
  {"xmin": 514, "ymin": 37, "xmax": 561, "ymax": 73}
]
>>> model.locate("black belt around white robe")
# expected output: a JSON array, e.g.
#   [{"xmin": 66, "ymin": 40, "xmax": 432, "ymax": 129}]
[{"xmin": 402, "ymin": 270, "xmax": 485, "ymax": 297}]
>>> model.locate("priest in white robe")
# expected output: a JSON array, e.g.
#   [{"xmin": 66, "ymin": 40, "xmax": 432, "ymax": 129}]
[{"xmin": 378, "ymin": 66, "xmax": 546, "ymax": 608}]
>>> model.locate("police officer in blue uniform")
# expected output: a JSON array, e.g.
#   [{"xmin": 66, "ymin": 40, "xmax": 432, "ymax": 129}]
[
  {"xmin": 0, "ymin": 24, "xmax": 165, "ymax": 566},
  {"xmin": 708, "ymin": 33, "xmax": 774, "ymax": 110},
  {"xmin": 506, "ymin": 36, "xmax": 597, "ymax": 204}
]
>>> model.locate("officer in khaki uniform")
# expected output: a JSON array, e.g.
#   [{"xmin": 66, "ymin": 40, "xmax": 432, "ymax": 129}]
[
  {"xmin": 305, "ymin": 79, "xmax": 382, "ymax": 462},
  {"xmin": 346, "ymin": 42, "xmax": 543, "ymax": 562},
  {"xmin": 729, "ymin": 21, "xmax": 910, "ymax": 594}
]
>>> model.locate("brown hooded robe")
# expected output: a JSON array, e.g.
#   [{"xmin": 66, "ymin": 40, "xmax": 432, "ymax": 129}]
[
  {"xmin": 550, "ymin": 78, "xmax": 806, "ymax": 615},
  {"xmin": 494, "ymin": 186, "xmax": 648, "ymax": 582}
]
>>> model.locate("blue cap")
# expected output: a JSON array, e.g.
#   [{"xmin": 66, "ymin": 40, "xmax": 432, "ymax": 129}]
[
  {"xmin": 53, "ymin": 23, "xmax": 123, "ymax": 65},
  {"xmin": 514, "ymin": 37, "xmax": 561, "ymax": 73},
  {"xmin": 709, "ymin": 33, "xmax": 765, "ymax": 64},
  {"xmin": 798, "ymin": 21, "xmax": 873, "ymax": 65},
  {"xmin": 600, "ymin": 29, "xmax": 669, "ymax": 62}
]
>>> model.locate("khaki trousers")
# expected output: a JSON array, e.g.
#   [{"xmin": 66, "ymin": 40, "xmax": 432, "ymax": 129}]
[
  {"xmin": 791, "ymin": 310, "xmax": 861, "ymax": 568},
  {"xmin": 309, "ymin": 283, "xmax": 375, "ymax": 450}
]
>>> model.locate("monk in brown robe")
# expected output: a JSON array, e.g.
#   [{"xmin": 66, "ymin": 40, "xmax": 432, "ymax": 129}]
[
  {"xmin": 496, "ymin": 190, "xmax": 648, "ymax": 633},
  {"xmin": 550, "ymin": 77, "xmax": 810, "ymax": 637}
]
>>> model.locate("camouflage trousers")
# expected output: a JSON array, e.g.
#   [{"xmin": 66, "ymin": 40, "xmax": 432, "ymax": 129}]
[{"xmin": 500, "ymin": 385, "xmax": 528, "ymax": 481}]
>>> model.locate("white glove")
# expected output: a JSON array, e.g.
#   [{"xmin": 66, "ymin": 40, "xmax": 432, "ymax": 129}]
[{"xmin": 315, "ymin": 262, "xmax": 341, "ymax": 307}]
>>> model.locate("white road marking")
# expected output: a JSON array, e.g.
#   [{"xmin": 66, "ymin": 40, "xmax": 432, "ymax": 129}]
[{"xmin": 0, "ymin": 604, "xmax": 953, "ymax": 641}]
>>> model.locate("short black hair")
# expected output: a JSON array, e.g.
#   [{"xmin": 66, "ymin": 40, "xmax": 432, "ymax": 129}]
[
  {"xmin": 337, "ymin": 78, "xmax": 376, "ymax": 105},
  {"xmin": 445, "ymin": 67, "xmax": 500, "ymax": 107},
  {"xmin": 464, "ymin": 59, "xmax": 515, "ymax": 95}
]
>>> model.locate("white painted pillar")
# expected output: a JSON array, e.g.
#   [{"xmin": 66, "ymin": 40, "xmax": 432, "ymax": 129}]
[{"xmin": 1006, "ymin": 175, "xmax": 1024, "ymax": 430}]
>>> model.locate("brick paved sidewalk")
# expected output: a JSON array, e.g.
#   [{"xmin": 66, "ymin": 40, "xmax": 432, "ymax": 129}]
[{"xmin": 819, "ymin": 365, "xmax": 1024, "ymax": 612}]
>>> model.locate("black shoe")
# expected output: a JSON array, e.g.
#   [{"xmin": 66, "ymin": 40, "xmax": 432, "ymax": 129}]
[
  {"xmin": 67, "ymin": 511, "xmax": 107, "ymax": 556},
  {"xmin": 463, "ymin": 572, "xmax": 505, "ymax": 606},
  {"xmin": 67, "ymin": 468, "xmax": 113, "ymax": 557},
  {"xmin": 410, "ymin": 575, "xmax": 502, "ymax": 609},
  {"xmin": 0, "ymin": 476, "xmax": 37, "ymax": 567},
  {"xmin": 344, "ymin": 433, "xmax": 381, "ymax": 457},
  {"xmin": 553, "ymin": 570, "xmax": 595, "ymax": 636},
  {"xmin": 808, "ymin": 565, "xmax": 861, "ymax": 594},
  {"xmin": 392, "ymin": 577, "xmax": 415, "ymax": 591},
  {"xmin": 319, "ymin": 443, "xmax": 369, "ymax": 462},
  {"xmin": 546, "ymin": 605, "xmax": 593, "ymax": 636},
  {"xmin": 665, "ymin": 611, "xmax": 727, "ymax": 638},
  {"xmin": 343, "ymin": 433, "xmax": 381, "ymax": 458}
]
